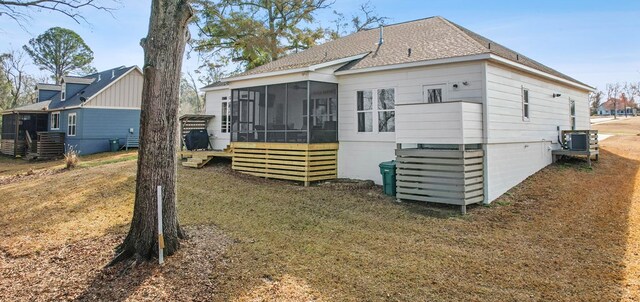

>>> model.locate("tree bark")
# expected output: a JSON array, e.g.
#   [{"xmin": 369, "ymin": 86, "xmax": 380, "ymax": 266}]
[{"xmin": 110, "ymin": 0, "xmax": 193, "ymax": 265}]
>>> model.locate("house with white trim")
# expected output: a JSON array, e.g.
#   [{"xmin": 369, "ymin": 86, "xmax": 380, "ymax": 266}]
[
  {"xmin": 1, "ymin": 66, "xmax": 143, "ymax": 156},
  {"xmin": 198, "ymin": 16, "xmax": 593, "ymax": 210}
]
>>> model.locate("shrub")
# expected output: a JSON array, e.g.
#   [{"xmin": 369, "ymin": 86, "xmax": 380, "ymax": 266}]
[{"xmin": 64, "ymin": 145, "xmax": 80, "ymax": 169}]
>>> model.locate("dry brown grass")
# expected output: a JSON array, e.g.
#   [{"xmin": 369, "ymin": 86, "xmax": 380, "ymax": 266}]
[
  {"xmin": 0, "ymin": 134, "xmax": 639, "ymax": 300},
  {"xmin": 0, "ymin": 150, "xmax": 138, "ymax": 178},
  {"xmin": 63, "ymin": 145, "xmax": 80, "ymax": 169},
  {"xmin": 593, "ymin": 116, "xmax": 640, "ymax": 136}
]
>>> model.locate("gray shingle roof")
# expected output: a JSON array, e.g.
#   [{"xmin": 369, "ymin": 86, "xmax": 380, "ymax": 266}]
[
  {"xmin": 2, "ymin": 101, "xmax": 51, "ymax": 114},
  {"xmin": 202, "ymin": 81, "xmax": 228, "ymax": 89},
  {"xmin": 47, "ymin": 66, "xmax": 137, "ymax": 110},
  {"xmin": 231, "ymin": 16, "xmax": 588, "ymax": 87}
]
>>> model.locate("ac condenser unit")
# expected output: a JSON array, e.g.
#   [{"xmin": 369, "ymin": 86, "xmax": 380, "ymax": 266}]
[{"xmin": 569, "ymin": 133, "xmax": 588, "ymax": 151}]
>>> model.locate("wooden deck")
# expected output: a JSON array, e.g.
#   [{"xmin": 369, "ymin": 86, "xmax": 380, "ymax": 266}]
[{"xmin": 552, "ymin": 130, "xmax": 599, "ymax": 166}]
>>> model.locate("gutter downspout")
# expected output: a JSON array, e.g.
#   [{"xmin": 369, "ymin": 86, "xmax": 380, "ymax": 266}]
[{"xmin": 481, "ymin": 61, "xmax": 490, "ymax": 204}]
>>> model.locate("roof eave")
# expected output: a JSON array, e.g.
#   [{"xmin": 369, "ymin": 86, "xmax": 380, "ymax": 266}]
[
  {"xmin": 223, "ymin": 53, "xmax": 370, "ymax": 83},
  {"xmin": 201, "ymin": 84, "xmax": 230, "ymax": 92},
  {"xmin": 334, "ymin": 53, "xmax": 492, "ymax": 75},
  {"xmin": 487, "ymin": 54, "xmax": 595, "ymax": 92}
]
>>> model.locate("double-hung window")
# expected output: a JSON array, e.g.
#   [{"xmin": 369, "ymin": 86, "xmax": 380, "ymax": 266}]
[
  {"xmin": 221, "ymin": 98, "xmax": 230, "ymax": 133},
  {"xmin": 522, "ymin": 87, "xmax": 530, "ymax": 121},
  {"xmin": 570, "ymin": 99, "xmax": 576, "ymax": 130},
  {"xmin": 357, "ymin": 90, "xmax": 374, "ymax": 132},
  {"xmin": 51, "ymin": 112, "xmax": 60, "ymax": 130},
  {"xmin": 377, "ymin": 88, "xmax": 395, "ymax": 132},
  {"xmin": 67, "ymin": 113, "xmax": 77, "ymax": 136},
  {"xmin": 356, "ymin": 88, "xmax": 395, "ymax": 133}
]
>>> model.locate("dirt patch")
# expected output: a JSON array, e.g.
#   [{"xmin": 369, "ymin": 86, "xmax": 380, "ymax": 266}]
[{"xmin": 0, "ymin": 225, "xmax": 231, "ymax": 301}]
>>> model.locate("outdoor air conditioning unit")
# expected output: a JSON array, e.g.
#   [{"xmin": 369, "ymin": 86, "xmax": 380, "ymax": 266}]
[{"xmin": 569, "ymin": 133, "xmax": 588, "ymax": 151}]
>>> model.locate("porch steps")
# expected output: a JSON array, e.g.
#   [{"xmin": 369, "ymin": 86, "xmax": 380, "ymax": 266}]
[{"xmin": 180, "ymin": 145, "xmax": 233, "ymax": 169}]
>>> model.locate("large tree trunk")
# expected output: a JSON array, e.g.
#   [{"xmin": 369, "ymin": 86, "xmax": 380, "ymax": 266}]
[{"xmin": 110, "ymin": 0, "xmax": 193, "ymax": 265}]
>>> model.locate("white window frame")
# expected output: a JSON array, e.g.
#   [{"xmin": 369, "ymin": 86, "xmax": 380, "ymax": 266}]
[
  {"xmin": 377, "ymin": 88, "xmax": 395, "ymax": 133},
  {"xmin": 67, "ymin": 113, "xmax": 77, "ymax": 136},
  {"xmin": 522, "ymin": 87, "xmax": 530, "ymax": 121},
  {"xmin": 569, "ymin": 99, "xmax": 576, "ymax": 130},
  {"xmin": 422, "ymin": 84, "xmax": 447, "ymax": 104},
  {"xmin": 61, "ymin": 83, "xmax": 66, "ymax": 101},
  {"xmin": 356, "ymin": 90, "xmax": 374, "ymax": 133},
  {"xmin": 356, "ymin": 88, "xmax": 396, "ymax": 133},
  {"xmin": 51, "ymin": 111, "xmax": 60, "ymax": 130},
  {"xmin": 221, "ymin": 99, "xmax": 230, "ymax": 133}
]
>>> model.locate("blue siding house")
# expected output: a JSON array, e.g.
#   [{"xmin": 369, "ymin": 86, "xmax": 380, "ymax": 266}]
[{"xmin": 1, "ymin": 66, "xmax": 144, "ymax": 156}]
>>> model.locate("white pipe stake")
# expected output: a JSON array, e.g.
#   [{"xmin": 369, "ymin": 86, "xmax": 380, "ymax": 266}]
[{"xmin": 157, "ymin": 185, "xmax": 164, "ymax": 265}]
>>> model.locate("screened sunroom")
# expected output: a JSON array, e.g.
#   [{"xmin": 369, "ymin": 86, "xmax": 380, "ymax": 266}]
[
  {"xmin": 230, "ymin": 81, "xmax": 338, "ymax": 144},
  {"xmin": 229, "ymin": 81, "xmax": 339, "ymax": 185}
]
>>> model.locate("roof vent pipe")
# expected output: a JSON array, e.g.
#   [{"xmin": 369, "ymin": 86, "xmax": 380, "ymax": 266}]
[
  {"xmin": 111, "ymin": 70, "xmax": 115, "ymax": 79},
  {"xmin": 378, "ymin": 25, "xmax": 384, "ymax": 46},
  {"xmin": 98, "ymin": 74, "xmax": 101, "ymax": 81}
]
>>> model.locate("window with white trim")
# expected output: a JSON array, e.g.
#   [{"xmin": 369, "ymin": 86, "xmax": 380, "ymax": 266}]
[
  {"xmin": 61, "ymin": 83, "xmax": 66, "ymax": 101},
  {"xmin": 570, "ymin": 99, "xmax": 576, "ymax": 130},
  {"xmin": 356, "ymin": 88, "xmax": 395, "ymax": 133},
  {"xmin": 357, "ymin": 90, "xmax": 373, "ymax": 132},
  {"xmin": 67, "ymin": 113, "xmax": 77, "ymax": 136},
  {"xmin": 221, "ymin": 98, "xmax": 230, "ymax": 133},
  {"xmin": 377, "ymin": 88, "xmax": 395, "ymax": 132},
  {"xmin": 422, "ymin": 84, "xmax": 445, "ymax": 103},
  {"xmin": 51, "ymin": 112, "xmax": 60, "ymax": 130},
  {"xmin": 522, "ymin": 87, "xmax": 530, "ymax": 121}
]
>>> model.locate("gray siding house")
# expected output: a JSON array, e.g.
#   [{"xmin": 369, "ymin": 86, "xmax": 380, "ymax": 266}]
[{"xmin": 1, "ymin": 66, "xmax": 143, "ymax": 156}]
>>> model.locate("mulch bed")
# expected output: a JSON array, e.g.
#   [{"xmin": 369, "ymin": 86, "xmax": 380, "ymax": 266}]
[{"xmin": 0, "ymin": 226, "xmax": 231, "ymax": 301}]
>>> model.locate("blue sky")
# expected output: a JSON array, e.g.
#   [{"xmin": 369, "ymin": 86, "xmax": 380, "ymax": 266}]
[{"xmin": 0, "ymin": 0, "xmax": 638, "ymax": 90}]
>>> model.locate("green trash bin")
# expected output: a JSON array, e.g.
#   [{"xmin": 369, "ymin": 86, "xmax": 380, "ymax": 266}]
[
  {"xmin": 379, "ymin": 160, "xmax": 397, "ymax": 196},
  {"xmin": 109, "ymin": 139, "xmax": 119, "ymax": 152}
]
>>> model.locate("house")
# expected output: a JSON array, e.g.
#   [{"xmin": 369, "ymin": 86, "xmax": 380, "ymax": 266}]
[
  {"xmin": 1, "ymin": 66, "xmax": 143, "ymax": 157},
  {"xmin": 199, "ymin": 16, "xmax": 593, "ymax": 211},
  {"xmin": 597, "ymin": 98, "xmax": 637, "ymax": 116}
]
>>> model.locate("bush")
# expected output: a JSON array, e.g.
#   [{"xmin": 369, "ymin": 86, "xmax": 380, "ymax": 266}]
[{"xmin": 64, "ymin": 145, "xmax": 80, "ymax": 169}]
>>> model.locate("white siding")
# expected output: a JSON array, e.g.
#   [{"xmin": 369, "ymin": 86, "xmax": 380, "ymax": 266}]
[
  {"xmin": 337, "ymin": 61, "xmax": 484, "ymax": 144},
  {"xmin": 335, "ymin": 62, "xmax": 484, "ymax": 182},
  {"xmin": 87, "ymin": 69, "xmax": 143, "ymax": 108},
  {"xmin": 486, "ymin": 141, "xmax": 552, "ymax": 201},
  {"xmin": 204, "ymin": 88, "xmax": 231, "ymax": 150},
  {"xmin": 337, "ymin": 141, "xmax": 396, "ymax": 184},
  {"xmin": 395, "ymin": 101, "xmax": 483, "ymax": 144},
  {"xmin": 484, "ymin": 62, "xmax": 591, "ymax": 202},
  {"xmin": 485, "ymin": 62, "xmax": 590, "ymax": 144}
]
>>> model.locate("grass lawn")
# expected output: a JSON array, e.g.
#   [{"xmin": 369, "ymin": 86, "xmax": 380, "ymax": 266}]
[
  {"xmin": 1, "ymin": 135, "xmax": 640, "ymax": 300},
  {"xmin": 593, "ymin": 116, "xmax": 640, "ymax": 136}
]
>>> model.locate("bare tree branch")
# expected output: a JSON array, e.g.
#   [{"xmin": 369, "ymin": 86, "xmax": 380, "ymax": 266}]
[{"xmin": 0, "ymin": 0, "xmax": 120, "ymax": 28}]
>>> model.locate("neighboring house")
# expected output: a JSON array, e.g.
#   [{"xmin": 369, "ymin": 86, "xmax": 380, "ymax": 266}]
[
  {"xmin": 1, "ymin": 66, "xmax": 143, "ymax": 156},
  {"xmin": 597, "ymin": 98, "xmax": 637, "ymax": 116},
  {"xmin": 200, "ymin": 16, "xmax": 593, "ymax": 209}
]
